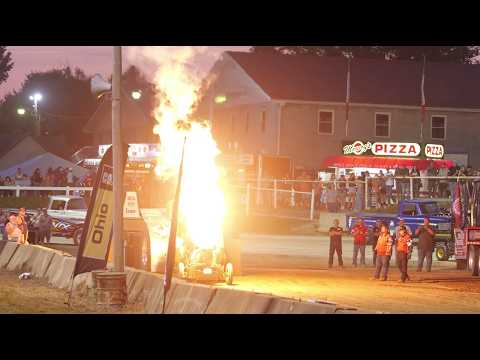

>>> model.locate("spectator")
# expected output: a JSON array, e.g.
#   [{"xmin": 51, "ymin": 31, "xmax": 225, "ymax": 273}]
[
  {"xmin": 337, "ymin": 175, "xmax": 347, "ymax": 210},
  {"xmin": 31, "ymin": 168, "xmax": 43, "ymax": 186},
  {"xmin": 385, "ymin": 171, "xmax": 394, "ymax": 205},
  {"xmin": 377, "ymin": 172, "xmax": 387, "ymax": 208},
  {"xmin": 67, "ymin": 168, "xmax": 74, "ymax": 186},
  {"xmin": 369, "ymin": 220, "xmax": 382, "ymax": 266},
  {"xmin": 0, "ymin": 209, "xmax": 7, "ymax": 240},
  {"xmin": 351, "ymin": 218, "xmax": 368, "ymax": 267},
  {"xmin": 4, "ymin": 176, "xmax": 14, "ymax": 197},
  {"xmin": 410, "ymin": 167, "xmax": 421, "ymax": 198},
  {"xmin": 36, "ymin": 209, "xmax": 52, "ymax": 244},
  {"xmin": 17, "ymin": 208, "xmax": 28, "ymax": 244},
  {"xmin": 29, "ymin": 209, "xmax": 42, "ymax": 244},
  {"xmin": 354, "ymin": 176, "xmax": 364, "ymax": 210},
  {"xmin": 372, "ymin": 224, "xmax": 394, "ymax": 281},
  {"xmin": 346, "ymin": 177, "xmax": 357, "ymax": 211},
  {"xmin": 416, "ymin": 217, "xmax": 435, "ymax": 272},
  {"xmin": 6, "ymin": 215, "xmax": 22, "ymax": 243},
  {"xmin": 396, "ymin": 226, "xmax": 412, "ymax": 282},
  {"xmin": 325, "ymin": 184, "xmax": 338, "ymax": 213},
  {"xmin": 15, "ymin": 168, "xmax": 25, "ymax": 181},
  {"xmin": 328, "ymin": 219, "xmax": 344, "ymax": 269}
]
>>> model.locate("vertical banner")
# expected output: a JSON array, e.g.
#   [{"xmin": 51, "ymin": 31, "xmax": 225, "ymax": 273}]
[
  {"xmin": 162, "ymin": 137, "xmax": 187, "ymax": 313},
  {"xmin": 454, "ymin": 228, "xmax": 466, "ymax": 260},
  {"xmin": 73, "ymin": 144, "xmax": 129, "ymax": 277}
]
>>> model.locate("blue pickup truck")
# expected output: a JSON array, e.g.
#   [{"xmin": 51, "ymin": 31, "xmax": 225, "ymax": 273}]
[{"xmin": 346, "ymin": 199, "xmax": 453, "ymax": 261}]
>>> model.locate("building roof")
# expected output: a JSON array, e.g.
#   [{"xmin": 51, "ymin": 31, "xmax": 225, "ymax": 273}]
[
  {"xmin": 227, "ymin": 51, "xmax": 480, "ymax": 109},
  {"xmin": 83, "ymin": 88, "xmax": 152, "ymax": 133}
]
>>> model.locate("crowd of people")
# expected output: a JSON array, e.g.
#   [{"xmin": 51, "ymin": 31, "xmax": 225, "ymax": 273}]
[
  {"xmin": 0, "ymin": 207, "xmax": 52, "ymax": 244},
  {"xmin": 328, "ymin": 216, "xmax": 436, "ymax": 282},
  {"xmin": 0, "ymin": 167, "xmax": 96, "ymax": 197},
  {"xmin": 256, "ymin": 164, "xmax": 480, "ymax": 213}
]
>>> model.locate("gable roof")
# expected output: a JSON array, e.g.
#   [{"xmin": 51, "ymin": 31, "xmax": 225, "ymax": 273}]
[
  {"xmin": 83, "ymin": 88, "xmax": 153, "ymax": 133},
  {"xmin": 227, "ymin": 51, "xmax": 480, "ymax": 109}
]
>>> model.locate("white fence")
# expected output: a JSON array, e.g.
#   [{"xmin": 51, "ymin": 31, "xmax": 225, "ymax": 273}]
[
  {"xmin": 0, "ymin": 186, "xmax": 93, "ymax": 197},
  {"xmin": 234, "ymin": 176, "xmax": 480, "ymax": 220}
]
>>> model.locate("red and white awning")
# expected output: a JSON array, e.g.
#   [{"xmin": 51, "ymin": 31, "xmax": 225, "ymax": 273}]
[{"xmin": 323, "ymin": 155, "xmax": 455, "ymax": 170}]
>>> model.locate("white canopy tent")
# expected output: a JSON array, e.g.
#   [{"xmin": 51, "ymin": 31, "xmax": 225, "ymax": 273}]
[{"xmin": 0, "ymin": 152, "xmax": 88, "ymax": 180}]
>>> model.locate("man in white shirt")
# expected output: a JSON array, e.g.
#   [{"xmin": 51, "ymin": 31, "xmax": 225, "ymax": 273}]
[{"xmin": 385, "ymin": 171, "xmax": 394, "ymax": 205}]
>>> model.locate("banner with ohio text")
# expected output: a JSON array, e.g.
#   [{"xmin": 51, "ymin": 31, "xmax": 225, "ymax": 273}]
[{"xmin": 73, "ymin": 143, "xmax": 128, "ymax": 277}]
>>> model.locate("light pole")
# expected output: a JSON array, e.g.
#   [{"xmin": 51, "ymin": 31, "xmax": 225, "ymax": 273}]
[
  {"xmin": 112, "ymin": 46, "xmax": 124, "ymax": 273},
  {"xmin": 29, "ymin": 93, "xmax": 42, "ymax": 136}
]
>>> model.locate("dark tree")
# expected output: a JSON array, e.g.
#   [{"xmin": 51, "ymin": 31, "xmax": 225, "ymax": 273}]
[
  {"xmin": 0, "ymin": 67, "xmax": 96, "ymax": 151},
  {"xmin": 0, "ymin": 46, "xmax": 14, "ymax": 85},
  {"xmin": 250, "ymin": 46, "xmax": 480, "ymax": 63}
]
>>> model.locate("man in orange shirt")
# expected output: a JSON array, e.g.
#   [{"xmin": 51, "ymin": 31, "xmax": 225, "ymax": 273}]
[
  {"xmin": 396, "ymin": 226, "xmax": 412, "ymax": 282},
  {"xmin": 372, "ymin": 224, "xmax": 393, "ymax": 281}
]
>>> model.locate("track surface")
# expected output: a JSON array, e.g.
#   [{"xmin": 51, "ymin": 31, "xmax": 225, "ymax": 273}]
[{"xmin": 44, "ymin": 234, "xmax": 480, "ymax": 313}]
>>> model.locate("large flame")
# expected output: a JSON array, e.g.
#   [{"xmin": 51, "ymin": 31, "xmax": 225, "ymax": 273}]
[{"xmin": 129, "ymin": 47, "xmax": 225, "ymax": 268}]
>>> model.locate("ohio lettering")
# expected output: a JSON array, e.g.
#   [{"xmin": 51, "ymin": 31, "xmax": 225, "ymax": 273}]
[{"xmin": 92, "ymin": 203, "xmax": 109, "ymax": 244}]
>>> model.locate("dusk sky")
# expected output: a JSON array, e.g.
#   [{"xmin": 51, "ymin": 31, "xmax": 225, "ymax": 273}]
[{"xmin": 0, "ymin": 46, "xmax": 251, "ymax": 98}]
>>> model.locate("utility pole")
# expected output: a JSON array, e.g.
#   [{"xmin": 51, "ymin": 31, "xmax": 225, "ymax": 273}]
[{"xmin": 112, "ymin": 46, "xmax": 124, "ymax": 272}]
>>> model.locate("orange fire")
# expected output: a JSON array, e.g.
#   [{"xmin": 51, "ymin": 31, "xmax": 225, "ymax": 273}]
[{"xmin": 142, "ymin": 47, "xmax": 225, "ymax": 269}]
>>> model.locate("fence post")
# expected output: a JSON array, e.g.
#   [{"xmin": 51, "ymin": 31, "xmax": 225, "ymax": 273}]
[
  {"xmin": 273, "ymin": 179, "xmax": 277, "ymax": 209},
  {"xmin": 310, "ymin": 189, "xmax": 315, "ymax": 220},
  {"xmin": 16, "ymin": 185, "xmax": 20, "ymax": 198},
  {"xmin": 246, "ymin": 183, "xmax": 250, "ymax": 216},
  {"xmin": 364, "ymin": 178, "xmax": 369, "ymax": 210},
  {"xmin": 290, "ymin": 186, "xmax": 295, "ymax": 208},
  {"xmin": 410, "ymin": 177, "xmax": 414, "ymax": 199}
]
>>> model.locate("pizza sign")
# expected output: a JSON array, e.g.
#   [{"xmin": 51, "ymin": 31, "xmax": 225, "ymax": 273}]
[
  {"xmin": 425, "ymin": 144, "xmax": 444, "ymax": 159},
  {"xmin": 372, "ymin": 142, "xmax": 421, "ymax": 157}
]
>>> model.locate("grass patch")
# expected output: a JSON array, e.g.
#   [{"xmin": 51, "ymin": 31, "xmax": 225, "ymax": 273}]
[{"xmin": 0, "ymin": 197, "xmax": 49, "ymax": 210}]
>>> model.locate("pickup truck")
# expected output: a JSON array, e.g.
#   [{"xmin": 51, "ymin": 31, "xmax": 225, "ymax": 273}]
[
  {"xmin": 6, "ymin": 195, "xmax": 87, "ymax": 245},
  {"xmin": 346, "ymin": 199, "xmax": 453, "ymax": 261}
]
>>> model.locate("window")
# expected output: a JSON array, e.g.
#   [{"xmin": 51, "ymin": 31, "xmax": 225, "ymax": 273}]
[
  {"xmin": 401, "ymin": 204, "xmax": 417, "ymax": 216},
  {"xmin": 261, "ymin": 111, "xmax": 266, "ymax": 133},
  {"xmin": 431, "ymin": 115, "xmax": 446, "ymax": 140},
  {"xmin": 375, "ymin": 113, "xmax": 390, "ymax": 137},
  {"xmin": 245, "ymin": 112, "xmax": 249, "ymax": 133},
  {"xmin": 51, "ymin": 200, "xmax": 66, "ymax": 211},
  {"xmin": 317, "ymin": 110, "xmax": 334, "ymax": 135},
  {"xmin": 67, "ymin": 198, "xmax": 88, "ymax": 210}
]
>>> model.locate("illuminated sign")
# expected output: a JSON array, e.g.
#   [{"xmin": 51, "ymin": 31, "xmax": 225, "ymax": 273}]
[
  {"xmin": 343, "ymin": 141, "xmax": 372, "ymax": 155},
  {"xmin": 343, "ymin": 141, "xmax": 444, "ymax": 159},
  {"xmin": 99, "ymin": 143, "xmax": 160, "ymax": 160},
  {"xmin": 372, "ymin": 142, "xmax": 421, "ymax": 157},
  {"xmin": 424, "ymin": 144, "xmax": 444, "ymax": 159}
]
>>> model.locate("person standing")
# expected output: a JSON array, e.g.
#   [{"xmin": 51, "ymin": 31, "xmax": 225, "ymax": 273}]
[
  {"xmin": 6, "ymin": 215, "xmax": 22, "ymax": 243},
  {"xmin": 351, "ymin": 218, "xmax": 368, "ymax": 267},
  {"xmin": 17, "ymin": 208, "xmax": 28, "ymax": 244},
  {"xmin": 416, "ymin": 217, "xmax": 436, "ymax": 272},
  {"xmin": 385, "ymin": 171, "xmax": 394, "ymax": 205},
  {"xmin": 396, "ymin": 226, "xmax": 412, "ymax": 282},
  {"xmin": 372, "ymin": 224, "xmax": 393, "ymax": 281},
  {"xmin": 328, "ymin": 219, "xmax": 344, "ymax": 268},
  {"xmin": 370, "ymin": 220, "xmax": 382, "ymax": 266},
  {"xmin": 0, "ymin": 209, "xmax": 7, "ymax": 240},
  {"xmin": 326, "ymin": 184, "xmax": 338, "ymax": 213},
  {"xmin": 36, "ymin": 209, "xmax": 52, "ymax": 244}
]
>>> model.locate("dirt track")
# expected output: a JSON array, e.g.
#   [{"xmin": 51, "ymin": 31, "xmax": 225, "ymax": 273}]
[{"xmin": 228, "ymin": 266, "xmax": 480, "ymax": 313}]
